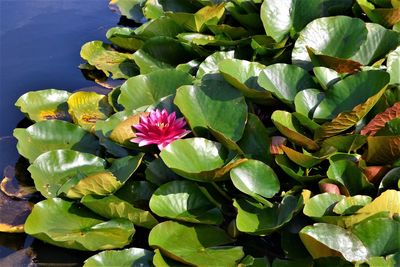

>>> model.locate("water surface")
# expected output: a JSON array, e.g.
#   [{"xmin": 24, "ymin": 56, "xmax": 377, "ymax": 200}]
[{"xmin": 0, "ymin": 0, "xmax": 118, "ymax": 171}]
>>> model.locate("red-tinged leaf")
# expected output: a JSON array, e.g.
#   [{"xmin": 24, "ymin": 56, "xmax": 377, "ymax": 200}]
[
  {"xmin": 307, "ymin": 47, "xmax": 362, "ymax": 74},
  {"xmin": 361, "ymin": 102, "xmax": 400, "ymax": 136},
  {"xmin": 362, "ymin": 166, "xmax": 390, "ymax": 183},
  {"xmin": 319, "ymin": 183, "xmax": 341, "ymax": 195}
]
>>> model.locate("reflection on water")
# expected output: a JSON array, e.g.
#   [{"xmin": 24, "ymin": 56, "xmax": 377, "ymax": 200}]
[{"xmin": 0, "ymin": 0, "xmax": 118, "ymax": 171}]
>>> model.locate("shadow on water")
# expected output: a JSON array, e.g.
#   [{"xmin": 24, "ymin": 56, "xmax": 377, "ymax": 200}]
[{"xmin": 0, "ymin": 0, "xmax": 119, "ymax": 265}]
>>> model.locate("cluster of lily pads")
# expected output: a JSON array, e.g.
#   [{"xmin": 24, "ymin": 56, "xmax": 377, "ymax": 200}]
[{"xmin": 3, "ymin": 0, "xmax": 400, "ymax": 266}]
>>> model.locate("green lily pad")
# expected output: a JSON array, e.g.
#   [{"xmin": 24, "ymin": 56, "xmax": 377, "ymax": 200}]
[
  {"xmin": 333, "ymin": 195, "xmax": 372, "ymax": 215},
  {"xmin": 145, "ymin": 158, "xmax": 181, "ymax": 186},
  {"xmin": 149, "ymin": 180, "xmax": 223, "ymax": 224},
  {"xmin": 292, "ymin": 16, "xmax": 368, "ymax": 70},
  {"xmin": 115, "ymin": 179, "xmax": 157, "ymax": 208},
  {"xmin": 352, "ymin": 217, "xmax": 400, "ymax": 256},
  {"xmin": 234, "ymin": 195, "xmax": 302, "ymax": 235},
  {"xmin": 159, "ymin": 138, "xmax": 238, "ymax": 182},
  {"xmin": 300, "ymin": 223, "xmax": 370, "ymax": 262},
  {"xmin": 321, "ymin": 134, "xmax": 367, "ymax": 153},
  {"xmin": 24, "ymin": 198, "xmax": 135, "ymax": 251},
  {"xmin": 14, "ymin": 120, "xmax": 100, "ymax": 163},
  {"xmin": 80, "ymin": 41, "xmax": 138, "ymax": 79},
  {"xmin": 109, "ymin": 0, "xmax": 146, "ymax": 23},
  {"xmin": 237, "ymin": 113, "xmax": 272, "ymax": 164},
  {"xmin": 81, "ymin": 194, "xmax": 158, "ymax": 229},
  {"xmin": 387, "ymin": 46, "xmax": 400, "ymax": 84},
  {"xmin": 313, "ymin": 70, "xmax": 390, "ymax": 120},
  {"xmin": 118, "ymin": 69, "xmax": 193, "ymax": 110},
  {"xmin": 260, "ymin": 0, "xmax": 353, "ymax": 42},
  {"xmin": 327, "ymin": 159, "xmax": 373, "ymax": 196},
  {"xmin": 83, "ymin": 247, "xmax": 154, "ymax": 267},
  {"xmin": 258, "ymin": 63, "xmax": 317, "ymax": 105},
  {"xmin": 177, "ymin": 33, "xmax": 244, "ymax": 46},
  {"xmin": 271, "ymin": 110, "xmax": 319, "ymax": 151},
  {"xmin": 281, "ymin": 145, "xmax": 335, "ymax": 168},
  {"xmin": 28, "ymin": 149, "xmax": 106, "ymax": 198},
  {"xmin": 106, "ymin": 27, "xmax": 144, "ymax": 51},
  {"xmin": 196, "ymin": 51, "xmax": 235, "ymax": 79},
  {"xmin": 357, "ymin": 0, "xmax": 400, "ymax": 27},
  {"xmin": 15, "ymin": 89, "xmax": 71, "ymax": 122},
  {"xmin": 351, "ymin": 23, "xmax": 400, "ymax": 65},
  {"xmin": 134, "ymin": 16, "xmax": 185, "ymax": 39},
  {"xmin": 166, "ymin": 4, "xmax": 225, "ymax": 33},
  {"xmin": 294, "ymin": 89, "xmax": 325, "ymax": 118},
  {"xmin": 174, "ymin": 76, "xmax": 247, "ymax": 142},
  {"xmin": 230, "ymin": 160, "xmax": 280, "ymax": 204},
  {"xmin": 148, "ymin": 221, "xmax": 244, "ymax": 266},
  {"xmin": 133, "ymin": 36, "xmax": 198, "ymax": 74},
  {"xmin": 62, "ymin": 154, "xmax": 144, "ymax": 199},
  {"xmin": 218, "ymin": 59, "xmax": 276, "ymax": 104},
  {"xmin": 67, "ymin": 91, "xmax": 114, "ymax": 132},
  {"xmin": 275, "ymin": 154, "xmax": 324, "ymax": 183},
  {"xmin": 313, "ymin": 67, "xmax": 340, "ymax": 90},
  {"xmin": 303, "ymin": 193, "xmax": 345, "ymax": 221}
]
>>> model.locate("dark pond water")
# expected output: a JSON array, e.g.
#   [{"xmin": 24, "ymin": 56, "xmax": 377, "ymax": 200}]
[
  {"xmin": 0, "ymin": 0, "xmax": 119, "ymax": 172},
  {"xmin": 0, "ymin": 0, "xmax": 120, "ymax": 263}
]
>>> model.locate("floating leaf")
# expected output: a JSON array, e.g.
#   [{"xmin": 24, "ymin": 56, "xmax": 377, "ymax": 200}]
[
  {"xmin": 15, "ymin": 89, "xmax": 71, "ymax": 122},
  {"xmin": 196, "ymin": 51, "xmax": 235, "ymax": 79},
  {"xmin": 327, "ymin": 159, "xmax": 373, "ymax": 195},
  {"xmin": 63, "ymin": 154, "xmax": 144, "ymax": 199},
  {"xmin": 109, "ymin": 0, "xmax": 146, "ymax": 23},
  {"xmin": 167, "ymin": 4, "xmax": 225, "ymax": 33},
  {"xmin": 81, "ymin": 194, "xmax": 158, "ymax": 229},
  {"xmin": 149, "ymin": 180, "xmax": 223, "ymax": 224},
  {"xmin": 218, "ymin": 59, "xmax": 276, "ymax": 104},
  {"xmin": 315, "ymin": 87, "xmax": 386, "ymax": 140},
  {"xmin": 271, "ymin": 110, "xmax": 319, "ymax": 151},
  {"xmin": 313, "ymin": 70, "xmax": 389, "ymax": 120},
  {"xmin": 333, "ymin": 195, "xmax": 372, "ymax": 215},
  {"xmin": 275, "ymin": 155, "xmax": 324, "ymax": 183},
  {"xmin": 106, "ymin": 27, "xmax": 144, "ymax": 51},
  {"xmin": 352, "ymin": 217, "xmax": 400, "ymax": 256},
  {"xmin": 133, "ymin": 36, "xmax": 198, "ymax": 74},
  {"xmin": 80, "ymin": 41, "xmax": 138, "ymax": 79},
  {"xmin": 313, "ymin": 67, "xmax": 340, "ymax": 90},
  {"xmin": 83, "ymin": 247, "xmax": 154, "ymax": 267},
  {"xmin": 281, "ymin": 145, "xmax": 334, "ymax": 168},
  {"xmin": 14, "ymin": 120, "xmax": 100, "ymax": 163},
  {"xmin": 234, "ymin": 195, "xmax": 302, "ymax": 235},
  {"xmin": 160, "ymin": 138, "xmax": 242, "ymax": 182},
  {"xmin": 303, "ymin": 193, "xmax": 345, "ymax": 223},
  {"xmin": 294, "ymin": 89, "xmax": 325, "ymax": 118},
  {"xmin": 148, "ymin": 221, "xmax": 244, "ymax": 266},
  {"xmin": 237, "ymin": 113, "xmax": 272, "ymax": 164},
  {"xmin": 28, "ymin": 149, "xmax": 106, "ymax": 198},
  {"xmin": 258, "ymin": 63, "xmax": 317, "ymax": 105},
  {"xmin": 351, "ymin": 23, "xmax": 400, "ymax": 65},
  {"xmin": 292, "ymin": 16, "xmax": 368, "ymax": 70},
  {"xmin": 118, "ymin": 69, "xmax": 193, "ymax": 110},
  {"xmin": 300, "ymin": 223, "xmax": 370, "ymax": 262},
  {"xmin": 387, "ymin": 46, "xmax": 400, "ymax": 84},
  {"xmin": 174, "ymin": 76, "xmax": 247, "ymax": 142},
  {"xmin": 230, "ymin": 160, "xmax": 280, "ymax": 203},
  {"xmin": 67, "ymin": 91, "xmax": 113, "ymax": 132},
  {"xmin": 25, "ymin": 198, "xmax": 134, "ymax": 251},
  {"xmin": 357, "ymin": 0, "xmax": 400, "ymax": 27},
  {"xmin": 321, "ymin": 134, "xmax": 367, "ymax": 153}
]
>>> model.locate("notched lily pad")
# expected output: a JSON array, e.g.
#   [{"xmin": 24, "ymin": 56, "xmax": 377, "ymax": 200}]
[
  {"xmin": 14, "ymin": 120, "xmax": 101, "ymax": 163},
  {"xmin": 83, "ymin": 247, "xmax": 154, "ymax": 267},
  {"xmin": 15, "ymin": 89, "xmax": 71, "ymax": 122},
  {"xmin": 25, "ymin": 198, "xmax": 135, "ymax": 251}
]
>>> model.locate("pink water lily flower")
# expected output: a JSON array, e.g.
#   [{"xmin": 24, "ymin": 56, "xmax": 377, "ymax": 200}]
[{"xmin": 130, "ymin": 109, "xmax": 191, "ymax": 150}]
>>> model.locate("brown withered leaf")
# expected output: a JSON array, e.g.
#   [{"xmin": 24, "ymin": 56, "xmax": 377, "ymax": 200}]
[
  {"xmin": 307, "ymin": 47, "xmax": 362, "ymax": 74},
  {"xmin": 315, "ymin": 89, "xmax": 386, "ymax": 141},
  {"xmin": 361, "ymin": 102, "xmax": 400, "ymax": 136}
]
